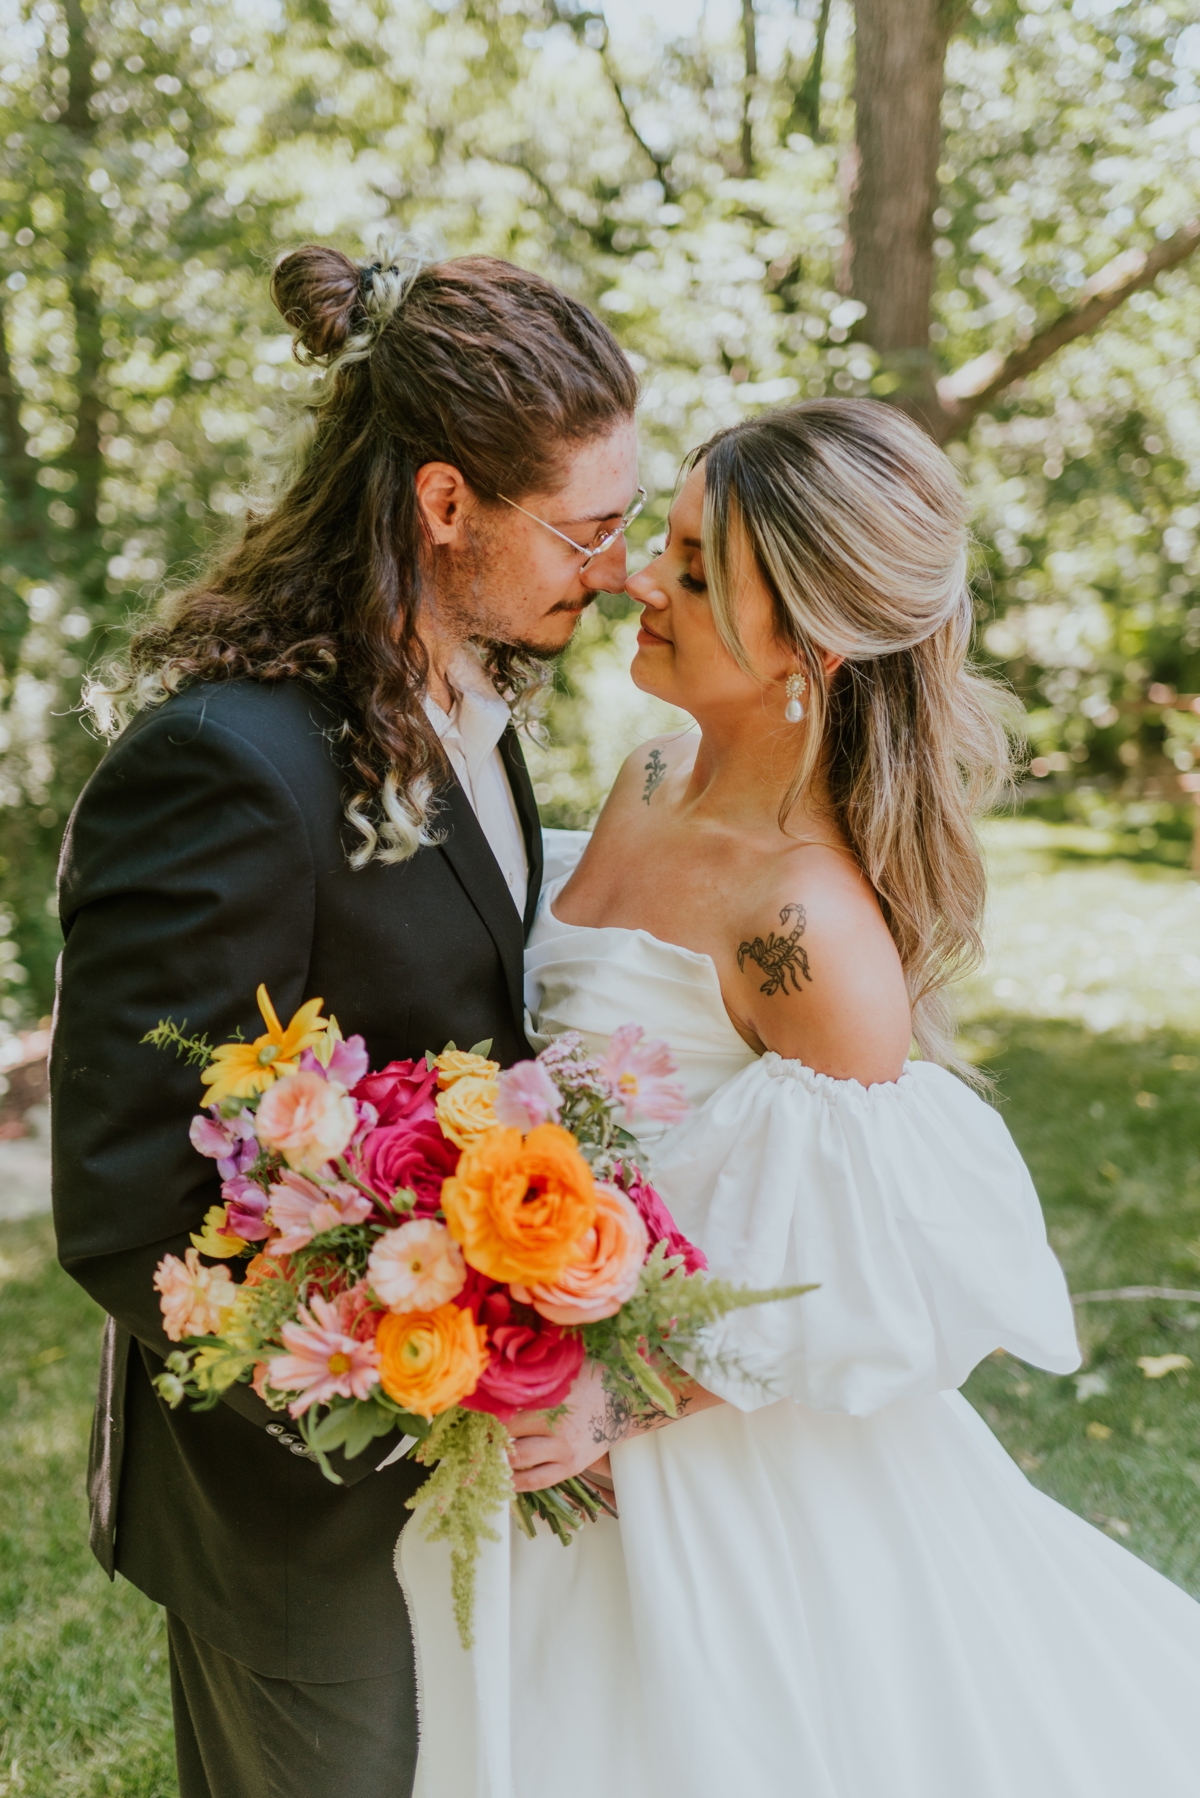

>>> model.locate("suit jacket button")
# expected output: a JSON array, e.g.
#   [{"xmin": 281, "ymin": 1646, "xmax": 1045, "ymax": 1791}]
[
  {"xmin": 278, "ymin": 1432, "xmax": 296, "ymax": 1445},
  {"xmin": 266, "ymin": 1424, "xmax": 284, "ymax": 1436},
  {"xmin": 289, "ymin": 1441, "xmax": 309, "ymax": 1455}
]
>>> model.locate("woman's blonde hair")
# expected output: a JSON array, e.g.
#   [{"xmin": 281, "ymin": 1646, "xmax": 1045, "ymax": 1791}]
[{"xmin": 693, "ymin": 399, "xmax": 1017, "ymax": 1075}]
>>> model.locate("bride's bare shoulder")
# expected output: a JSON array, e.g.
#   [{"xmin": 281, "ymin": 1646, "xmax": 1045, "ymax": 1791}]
[
  {"xmin": 594, "ymin": 733, "xmax": 696, "ymax": 827},
  {"xmin": 728, "ymin": 845, "xmax": 913, "ymax": 1086}
]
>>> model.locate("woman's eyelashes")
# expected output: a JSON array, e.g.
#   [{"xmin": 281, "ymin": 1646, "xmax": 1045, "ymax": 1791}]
[{"xmin": 677, "ymin": 568, "xmax": 707, "ymax": 595}]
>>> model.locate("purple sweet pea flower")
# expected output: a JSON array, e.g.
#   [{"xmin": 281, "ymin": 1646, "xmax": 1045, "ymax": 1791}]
[
  {"xmin": 189, "ymin": 1108, "xmax": 258, "ymax": 1179},
  {"xmin": 495, "ymin": 1060, "xmax": 562, "ymax": 1131},
  {"xmin": 222, "ymin": 1176, "xmax": 273, "ymax": 1242},
  {"xmin": 298, "ymin": 1033, "xmax": 371, "ymax": 1090}
]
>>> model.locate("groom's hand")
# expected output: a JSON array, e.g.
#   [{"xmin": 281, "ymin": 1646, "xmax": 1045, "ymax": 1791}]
[{"xmin": 506, "ymin": 1362, "xmax": 617, "ymax": 1491}]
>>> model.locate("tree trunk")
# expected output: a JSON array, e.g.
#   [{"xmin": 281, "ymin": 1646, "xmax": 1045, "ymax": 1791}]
[
  {"xmin": 59, "ymin": 0, "xmax": 104, "ymax": 597},
  {"xmin": 740, "ymin": 0, "xmax": 757, "ymax": 178},
  {"xmin": 849, "ymin": 0, "xmax": 953, "ymax": 432}
]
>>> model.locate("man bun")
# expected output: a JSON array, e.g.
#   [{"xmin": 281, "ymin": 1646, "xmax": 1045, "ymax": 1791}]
[{"xmin": 271, "ymin": 244, "xmax": 362, "ymax": 362}]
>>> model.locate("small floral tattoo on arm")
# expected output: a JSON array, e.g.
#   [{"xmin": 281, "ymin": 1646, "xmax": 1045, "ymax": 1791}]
[
  {"xmin": 737, "ymin": 904, "xmax": 812, "ymax": 997},
  {"xmin": 641, "ymin": 748, "xmax": 667, "ymax": 805}
]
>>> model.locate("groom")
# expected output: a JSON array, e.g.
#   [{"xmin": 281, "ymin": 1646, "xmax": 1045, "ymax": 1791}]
[{"xmin": 51, "ymin": 250, "xmax": 639, "ymax": 1798}]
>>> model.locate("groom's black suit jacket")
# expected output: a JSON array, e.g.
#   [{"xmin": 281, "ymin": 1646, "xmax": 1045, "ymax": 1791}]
[{"xmin": 50, "ymin": 677, "xmax": 543, "ymax": 1683}]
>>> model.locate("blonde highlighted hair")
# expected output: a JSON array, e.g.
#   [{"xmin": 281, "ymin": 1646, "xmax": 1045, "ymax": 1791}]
[{"xmin": 693, "ymin": 399, "xmax": 1017, "ymax": 1075}]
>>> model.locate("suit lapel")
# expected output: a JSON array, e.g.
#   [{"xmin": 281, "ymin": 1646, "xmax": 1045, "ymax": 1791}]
[
  {"xmin": 434, "ymin": 775, "xmax": 528, "ymax": 1040},
  {"xmin": 499, "ymin": 725, "xmax": 544, "ymax": 937}
]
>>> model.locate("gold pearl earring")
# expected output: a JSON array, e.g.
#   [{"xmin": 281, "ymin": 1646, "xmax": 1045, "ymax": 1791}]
[{"xmin": 785, "ymin": 668, "xmax": 808, "ymax": 723}]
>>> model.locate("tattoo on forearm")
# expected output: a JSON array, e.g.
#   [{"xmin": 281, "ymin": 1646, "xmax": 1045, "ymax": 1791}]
[
  {"xmin": 641, "ymin": 748, "xmax": 667, "ymax": 804},
  {"xmin": 590, "ymin": 1383, "xmax": 692, "ymax": 1447},
  {"xmin": 737, "ymin": 904, "xmax": 812, "ymax": 997},
  {"xmin": 591, "ymin": 1390, "xmax": 635, "ymax": 1447}
]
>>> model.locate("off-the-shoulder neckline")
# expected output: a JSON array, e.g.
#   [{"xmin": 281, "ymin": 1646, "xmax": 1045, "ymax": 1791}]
[{"xmin": 540, "ymin": 878, "xmax": 913, "ymax": 1095}]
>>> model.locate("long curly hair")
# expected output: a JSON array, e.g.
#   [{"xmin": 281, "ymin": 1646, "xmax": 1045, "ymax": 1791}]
[{"xmin": 88, "ymin": 243, "xmax": 638, "ymax": 864}]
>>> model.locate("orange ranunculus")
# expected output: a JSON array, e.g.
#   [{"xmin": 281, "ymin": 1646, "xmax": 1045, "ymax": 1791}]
[
  {"xmin": 440, "ymin": 1123, "xmax": 597, "ymax": 1286},
  {"xmin": 512, "ymin": 1182, "xmax": 649, "ymax": 1325},
  {"xmin": 376, "ymin": 1303, "xmax": 489, "ymax": 1418}
]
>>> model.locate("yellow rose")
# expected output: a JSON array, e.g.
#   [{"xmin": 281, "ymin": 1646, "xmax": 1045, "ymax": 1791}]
[
  {"xmin": 435, "ymin": 1049, "xmax": 500, "ymax": 1089},
  {"xmin": 436, "ymin": 1074, "xmax": 499, "ymax": 1149}
]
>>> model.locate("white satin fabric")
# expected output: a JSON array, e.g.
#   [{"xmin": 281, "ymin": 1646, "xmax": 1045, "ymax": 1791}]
[{"xmin": 397, "ymin": 850, "xmax": 1200, "ymax": 1798}]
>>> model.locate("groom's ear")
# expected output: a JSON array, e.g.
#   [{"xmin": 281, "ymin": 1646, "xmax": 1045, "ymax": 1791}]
[{"xmin": 414, "ymin": 460, "xmax": 476, "ymax": 545}]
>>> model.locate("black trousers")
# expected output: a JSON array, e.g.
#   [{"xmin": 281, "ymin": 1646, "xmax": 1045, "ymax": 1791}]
[{"xmin": 167, "ymin": 1612, "xmax": 419, "ymax": 1798}]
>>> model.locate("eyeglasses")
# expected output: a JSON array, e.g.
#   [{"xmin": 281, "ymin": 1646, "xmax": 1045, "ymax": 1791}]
[{"xmin": 498, "ymin": 485, "xmax": 647, "ymax": 569}]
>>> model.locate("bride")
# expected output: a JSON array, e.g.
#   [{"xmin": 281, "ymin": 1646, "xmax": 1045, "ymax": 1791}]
[{"xmin": 399, "ymin": 399, "xmax": 1200, "ymax": 1797}]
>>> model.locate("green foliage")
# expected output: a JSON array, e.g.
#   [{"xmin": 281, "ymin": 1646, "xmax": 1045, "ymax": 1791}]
[
  {"xmin": 1, "ymin": 0, "xmax": 1198, "ymax": 997},
  {"xmin": 408, "ymin": 1407, "xmax": 514, "ymax": 1650},
  {"xmin": 140, "ymin": 1016, "xmax": 215, "ymax": 1068},
  {"xmin": 580, "ymin": 1240, "xmax": 816, "ymax": 1414}
]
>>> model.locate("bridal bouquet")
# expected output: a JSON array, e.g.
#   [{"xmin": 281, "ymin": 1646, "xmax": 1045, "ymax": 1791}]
[{"xmin": 146, "ymin": 987, "xmax": 808, "ymax": 1644}]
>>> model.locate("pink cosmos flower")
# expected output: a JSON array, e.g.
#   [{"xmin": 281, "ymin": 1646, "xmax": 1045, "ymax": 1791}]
[
  {"xmin": 255, "ymin": 1069, "xmax": 358, "ymax": 1174},
  {"xmin": 368, "ymin": 1218, "xmax": 466, "ymax": 1312},
  {"xmin": 352, "ymin": 1118, "xmax": 460, "ymax": 1215},
  {"xmin": 616, "ymin": 1161, "xmax": 708, "ymax": 1274},
  {"xmin": 600, "ymin": 1025, "xmax": 689, "ymax": 1128},
  {"xmin": 268, "ymin": 1169, "xmax": 374, "ymax": 1253},
  {"xmin": 266, "ymin": 1293, "xmax": 381, "ymax": 1416},
  {"xmin": 351, "ymin": 1058, "xmax": 439, "ymax": 1127},
  {"xmin": 189, "ymin": 1108, "xmax": 258, "ymax": 1179},
  {"xmin": 221, "ymin": 1176, "xmax": 272, "ymax": 1242},
  {"xmin": 154, "ymin": 1248, "xmax": 236, "ymax": 1341},
  {"xmin": 495, "ymin": 1060, "xmax": 562, "ymax": 1131}
]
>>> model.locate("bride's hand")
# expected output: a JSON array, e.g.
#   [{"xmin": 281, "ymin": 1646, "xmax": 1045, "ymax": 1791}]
[
  {"xmin": 506, "ymin": 1363, "xmax": 723, "ymax": 1491},
  {"xmin": 507, "ymin": 1362, "xmax": 613, "ymax": 1492}
]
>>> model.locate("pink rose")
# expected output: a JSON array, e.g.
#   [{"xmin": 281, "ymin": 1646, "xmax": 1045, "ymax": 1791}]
[
  {"xmin": 616, "ymin": 1161, "xmax": 707, "ymax": 1274},
  {"xmin": 353, "ymin": 1118, "xmax": 459, "ymax": 1214},
  {"xmin": 351, "ymin": 1058, "xmax": 438, "ymax": 1127},
  {"xmin": 457, "ymin": 1285, "xmax": 585, "ymax": 1423}
]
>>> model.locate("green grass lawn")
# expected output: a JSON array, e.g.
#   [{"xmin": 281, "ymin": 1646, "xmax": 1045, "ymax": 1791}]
[
  {"xmin": 0, "ymin": 1219, "xmax": 174, "ymax": 1797},
  {"xmin": 2, "ymin": 820, "xmax": 1198, "ymax": 1794}
]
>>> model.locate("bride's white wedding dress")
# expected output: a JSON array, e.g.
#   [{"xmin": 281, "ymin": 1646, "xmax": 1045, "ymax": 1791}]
[{"xmin": 398, "ymin": 842, "xmax": 1200, "ymax": 1798}]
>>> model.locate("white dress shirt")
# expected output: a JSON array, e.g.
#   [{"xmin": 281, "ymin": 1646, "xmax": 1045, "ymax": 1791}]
[{"xmin": 423, "ymin": 649, "xmax": 529, "ymax": 914}]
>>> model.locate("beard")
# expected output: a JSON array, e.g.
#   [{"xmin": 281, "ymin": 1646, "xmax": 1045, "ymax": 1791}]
[{"xmin": 430, "ymin": 524, "xmax": 593, "ymax": 660}]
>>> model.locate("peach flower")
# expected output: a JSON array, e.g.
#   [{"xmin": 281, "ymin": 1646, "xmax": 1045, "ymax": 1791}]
[
  {"xmin": 435, "ymin": 1075, "xmax": 499, "ymax": 1150},
  {"xmin": 255, "ymin": 1069, "xmax": 358, "ymax": 1174},
  {"xmin": 440, "ymin": 1123, "xmax": 597, "ymax": 1285},
  {"xmin": 154, "ymin": 1248, "xmax": 237, "ymax": 1342},
  {"xmin": 376, "ymin": 1302, "xmax": 489, "ymax": 1418},
  {"xmin": 513, "ymin": 1183, "xmax": 649, "ymax": 1324},
  {"xmin": 368, "ymin": 1218, "xmax": 467, "ymax": 1313}
]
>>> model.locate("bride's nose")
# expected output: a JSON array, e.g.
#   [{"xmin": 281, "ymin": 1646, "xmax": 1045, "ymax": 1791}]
[{"xmin": 625, "ymin": 558, "xmax": 669, "ymax": 611}]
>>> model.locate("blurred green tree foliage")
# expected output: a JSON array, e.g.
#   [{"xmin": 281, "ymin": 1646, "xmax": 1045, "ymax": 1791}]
[{"xmin": 0, "ymin": 0, "xmax": 1198, "ymax": 1015}]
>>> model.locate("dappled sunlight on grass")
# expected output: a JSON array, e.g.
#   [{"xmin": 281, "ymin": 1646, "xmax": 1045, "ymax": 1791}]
[{"xmin": 960, "ymin": 820, "xmax": 1200, "ymax": 1038}]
